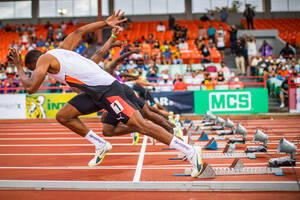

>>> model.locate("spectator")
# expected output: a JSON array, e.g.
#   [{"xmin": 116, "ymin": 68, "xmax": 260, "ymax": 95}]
[
  {"xmin": 4, "ymin": 24, "xmax": 12, "ymax": 32},
  {"xmin": 202, "ymin": 73, "xmax": 214, "ymax": 90},
  {"xmin": 148, "ymin": 34, "xmax": 154, "ymax": 44},
  {"xmin": 280, "ymin": 42, "xmax": 295, "ymax": 58},
  {"xmin": 174, "ymin": 75, "xmax": 187, "ymax": 91},
  {"xmin": 126, "ymin": 60, "xmax": 137, "ymax": 70},
  {"xmin": 153, "ymin": 39, "xmax": 160, "ymax": 49},
  {"xmin": 259, "ymin": 40, "xmax": 273, "ymax": 58},
  {"xmin": 234, "ymin": 39, "xmax": 246, "ymax": 75},
  {"xmin": 197, "ymin": 25, "xmax": 206, "ymax": 40},
  {"xmin": 46, "ymin": 26, "xmax": 54, "ymax": 42},
  {"xmin": 48, "ymin": 78, "xmax": 62, "ymax": 93},
  {"xmin": 250, "ymin": 56, "xmax": 262, "ymax": 75},
  {"xmin": 178, "ymin": 39, "xmax": 188, "ymax": 50},
  {"xmin": 230, "ymin": 76, "xmax": 244, "ymax": 89},
  {"xmin": 247, "ymin": 36, "xmax": 257, "ymax": 58},
  {"xmin": 195, "ymin": 38, "xmax": 205, "ymax": 51},
  {"xmin": 295, "ymin": 59, "xmax": 300, "ymax": 72},
  {"xmin": 61, "ymin": 21, "xmax": 67, "ymax": 30},
  {"xmin": 243, "ymin": 4, "xmax": 255, "ymax": 29},
  {"xmin": 9, "ymin": 41, "xmax": 18, "ymax": 49},
  {"xmin": 21, "ymin": 32, "xmax": 29, "ymax": 47},
  {"xmin": 229, "ymin": 25, "xmax": 237, "ymax": 54},
  {"xmin": 216, "ymin": 25, "xmax": 226, "ymax": 60},
  {"xmin": 136, "ymin": 59, "xmax": 148, "ymax": 71},
  {"xmin": 201, "ymin": 46, "xmax": 211, "ymax": 63},
  {"xmin": 168, "ymin": 15, "xmax": 175, "ymax": 30},
  {"xmin": 207, "ymin": 24, "xmax": 216, "ymax": 43},
  {"xmin": 217, "ymin": 71, "xmax": 226, "ymax": 83},
  {"xmin": 200, "ymin": 14, "xmax": 210, "ymax": 21},
  {"xmin": 75, "ymin": 42, "xmax": 87, "ymax": 55},
  {"xmin": 172, "ymin": 47, "xmax": 182, "ymax": 64},
  {"xmin": 280, "ymin": 76, "xmax": 289, "ymax": 108},
  {"xmin": 6, "ymin": 76, "xmax": 18, "ymax": 94},
  {"xmin": 218, "ymin": 61, "xmax": 230, "ymax": 73},
  {"xmin": 185, "ymin": 71, "xmax": 201, "ymax": 91},
  {"xmin": 20, "ymin": 24, "xmax": 27, "ymax": 32},
  {"xmin": 44, "ymin": 21, "xmax": 52, "ymax": 29},
  {"xmin": 158, "ymin": 74, "xmax": 173, "ymax": 92},
  {"xmin": 161, "ymin": 46, "xmax": 172, "ymax": 64},
  {"xmin": 28, "ymin": 24, "xmax": 35, "ymax": 33},
  {"xmin": 181, "ymin": 25, "xmax": 188, "ymax": 40},
  {"xmin": 15, "ymin": 24, "xmax": 20, "ymax": 33},
  {"xmin": 133, "ymin": 38, "xmax": 140, "ymax": 47},
  {"xmin": 0, "ymin": 21, "xmax": 3, "ymax": 29},
  {"xmin": 156, "ymin": 21, "xmax": 166, "ymax": 32},
  {"xmin": 36, "ymin": 35, "xmax": 46, "ymax": 47},
  {"xmin": 146, "ymin": 69, "xmax": 159, "ymax": 83},
  {"xmin": 220, "ymin": 8, "xmax": 228, "ymax": 23},
  {"xmin": 27, "ymin": 41, "xmax": 36, "ymax": 51},
  {"xmin": 278, "ymin": 65, "xmax": 289, "ymax": 78},
  {"xmin": 55, "ymin": 26, "xmax": 65, "ymax": 41}
]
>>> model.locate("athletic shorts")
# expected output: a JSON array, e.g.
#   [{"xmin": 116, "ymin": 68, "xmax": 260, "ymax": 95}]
[
  {"xmin": 103, "ymin": 84, "xmax": 145, "ymax": 126},
  {"xmin": 68, "ymin": 81, "xmax": 138, "ymax": 125}
]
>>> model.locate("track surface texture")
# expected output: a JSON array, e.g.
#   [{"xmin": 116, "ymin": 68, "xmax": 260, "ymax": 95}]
[{"xmin": 0, "ymin": 116, "xmax": 300, "ymax": 199}]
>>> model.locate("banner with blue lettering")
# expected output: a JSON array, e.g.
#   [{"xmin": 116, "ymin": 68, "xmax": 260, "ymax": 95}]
[{"xmin": 152, "ymin": 91, "xmax": 194, "ymax": 114}]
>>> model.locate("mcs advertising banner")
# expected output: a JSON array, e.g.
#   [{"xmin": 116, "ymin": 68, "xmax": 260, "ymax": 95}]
[
  {"xmin": 0, "ymin": 94, "xmax": 26, "ymax": 119},
  {"xmin": 194, "ymin": 88, "xmax": 268, "ymax": 114},
  {"xmin": 26, "ymin": 93, "xmax": 97, "ymax": 118},
  {"xmin": 152, "ymin": 91, "xmax": 194, "ymax": 113}
]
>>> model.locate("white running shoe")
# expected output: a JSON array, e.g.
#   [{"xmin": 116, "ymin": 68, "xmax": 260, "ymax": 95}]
[
  {"xmin": 189, "ymin": 146, "xmax": 204, "ymax": 178},
  {"xmin": 280, "ymin": 103, "xmax": 285, "ymax": 108},
  {"xmin": 131, "ymin": 132, "xmax": 140, "ymax": 145},
  {"xmin": 88, "ymin": 142, "xmax": 112, "ymax": 167}
]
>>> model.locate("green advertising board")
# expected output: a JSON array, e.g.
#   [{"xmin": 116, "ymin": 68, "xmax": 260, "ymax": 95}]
[{"xmin": 194, "ymin": 88, "xmax": 268, "ymax": 114}]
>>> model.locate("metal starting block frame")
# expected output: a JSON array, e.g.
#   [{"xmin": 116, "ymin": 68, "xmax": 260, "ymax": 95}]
[
  {"xmin": 171, "ymin": 151, "xmax": 256, "ymax": 160},
  {"xmin": 174, "ymin": 159, "xmax": 284, "ymax": 178}
]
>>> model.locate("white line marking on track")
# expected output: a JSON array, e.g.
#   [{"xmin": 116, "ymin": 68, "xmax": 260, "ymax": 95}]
[
  {"xmin": 133, "ymin": 136, "xmax": 148, "ymax": 182},
  {"xmin": 0, "ymin": 164, "xmax": 299, "ymax": 170},
  {"xmin": 0, "ymin": 137, "xmax": 139, "ymax": 140}
]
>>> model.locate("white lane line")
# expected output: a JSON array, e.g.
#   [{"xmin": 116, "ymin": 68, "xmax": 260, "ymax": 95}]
[
  {"xmin": 133, "ymin": 135, "xmax": 148, "ymax": 182},
  {"xmin": 0, "ymin": 164, "xmax": 299, "ymax": 170},
  {"xmin": 0, "ymin": 143, "xmax": 158, "ymax": 147},
  {"xmin": 0, "ymin": 152, "xmax": 177, "ymax": 156},
  {"xmin": 0, "ymin": 137, "xmax": 138, "ymax": 140}
]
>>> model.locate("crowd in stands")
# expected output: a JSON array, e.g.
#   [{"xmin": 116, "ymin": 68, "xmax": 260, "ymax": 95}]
[{"xmin": 0, "ymin": 6, "xmax": 299, "ymax": 111}]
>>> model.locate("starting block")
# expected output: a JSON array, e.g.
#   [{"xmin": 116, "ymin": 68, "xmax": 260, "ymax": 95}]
[
  {"xmin": 198, "ymin": 132, "xmax": 209, "ymax": 141},
  {"xmin": 174, "ymin": 159, "xmax": 284, "ymax": 178},
  {"xmin": 217, "ymin": 130, "xmax": 234, "ymax": 136},
  {"xmin": 204, "ymin": 138, "xmax": 218, "ymax": 150}
]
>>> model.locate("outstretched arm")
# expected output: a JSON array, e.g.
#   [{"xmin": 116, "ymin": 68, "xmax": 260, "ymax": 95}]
[
  {"xmin": 59, "ymin": 10, "xmax": 126, "ymax": 51},
  {"xmin": 9, "ymin": 48, "xmax": 50, "ymax": 94},
  {"xmin": 105, "ymin": 48, "xmax": 141, "ymax": 75},
  {"xmin": 90, "ymin": 27, "xmax": 123, "ymax": 63}
]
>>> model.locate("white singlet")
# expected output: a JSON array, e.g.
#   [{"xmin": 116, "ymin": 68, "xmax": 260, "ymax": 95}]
[{"xmin": 46, "ymin": 49, "xmax": 115, "ymax": 86}]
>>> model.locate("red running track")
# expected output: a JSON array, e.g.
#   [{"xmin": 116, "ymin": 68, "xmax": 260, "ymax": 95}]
[{"xmin": 0, "ymin": 117, "xmax": 299, "ymax": 199}]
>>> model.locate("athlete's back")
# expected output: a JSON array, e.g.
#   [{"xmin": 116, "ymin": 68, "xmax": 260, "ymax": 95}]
[{"xmin": 46, "ymin": 49, "xmax": 115, "ymax": 86}]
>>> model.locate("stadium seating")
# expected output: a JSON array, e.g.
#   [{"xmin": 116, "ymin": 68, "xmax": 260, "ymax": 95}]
[{"xmin": 241, "ymin": 18, "xmax": 300, "ymax": 46}]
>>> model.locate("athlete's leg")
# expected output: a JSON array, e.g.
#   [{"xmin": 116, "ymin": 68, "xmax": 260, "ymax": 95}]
[
  {"xmin": 101, "ymin": 111, "xmax": 136, "ymax": 137},
  {"xmin": 56, "ymin": 103, "xmax": 89, "ymax": 137},
  {"xmin": 142, "ymin": 104, "xmax": 173, "ymax": 134}
]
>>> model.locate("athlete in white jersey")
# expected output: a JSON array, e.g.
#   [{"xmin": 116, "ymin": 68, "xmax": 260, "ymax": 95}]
[{"xmin": 9, "ymin": 10, "xmax": 204, "ymax": 177}]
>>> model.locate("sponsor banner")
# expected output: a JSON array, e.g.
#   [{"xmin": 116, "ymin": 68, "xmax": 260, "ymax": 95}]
[
  {"xmin": 0, "ymin": 94, "xmax": 26, "ymax": 119},
  {"xmin": 152, "ymin": 91, "xmax": 194, "ymax": 113},
  {"xmin": 26, "ymin": 93, "xmax": 97, "ymax": 118},
  {"xmin": 194, "ymin": 88, "xmax": 268, "ymax": 114},
  {"xmin": 289, "ymin": 88, "xmax": 300, "ymax": 113}
]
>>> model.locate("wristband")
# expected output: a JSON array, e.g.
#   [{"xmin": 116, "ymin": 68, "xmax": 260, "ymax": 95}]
[{"xmin": 111, "ymin": 34, "xmax": 117, "ymax": 39}]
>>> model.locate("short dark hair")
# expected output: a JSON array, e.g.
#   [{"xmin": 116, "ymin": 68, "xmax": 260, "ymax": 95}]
[{"xmin": 25, "ymin": 49, "xmax": 43, "ymax": 67}]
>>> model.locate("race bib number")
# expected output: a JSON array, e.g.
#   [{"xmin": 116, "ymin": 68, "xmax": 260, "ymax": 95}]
[{"xmin": 110, "ymin": 100, "xmax": 124, "ymax": 114}]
